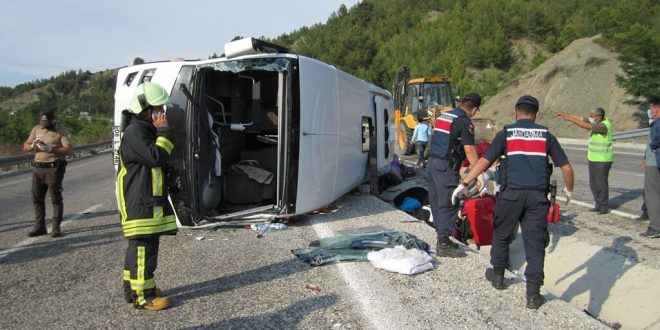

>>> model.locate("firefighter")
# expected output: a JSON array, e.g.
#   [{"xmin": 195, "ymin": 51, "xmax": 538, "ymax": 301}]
[
  {"xmin": 117, "ymin": 82, "xmax": 178, "ymax": 311},
  {"xmin": 452, "ymin": 95, "xmax": 575, "ymax": 309},
  {"xmin": 21, "ymin": 109, "xmax": 72, "ymax": 237},
  {"xmin": 427, "ymin": 93, "xmax": 482, "ymax": 258}
]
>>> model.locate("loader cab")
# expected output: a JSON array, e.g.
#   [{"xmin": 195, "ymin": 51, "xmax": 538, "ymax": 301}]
[{"xmin": 394, "ymin": 75, "xmax": 455, "ymax": 155}]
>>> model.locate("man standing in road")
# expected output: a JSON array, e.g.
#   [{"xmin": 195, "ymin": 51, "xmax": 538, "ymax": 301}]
[
  {"xmin": 555, "ymin": 107, "xmax": 613, "ymax": 214},
  {"xmin": 453, "ymin": 95, "xmax": 574, "ymax": 309},
  {"xmin": 22, "ymin": 109, "xmax": 71, "ymax": 237},
  {"xmin": 427, "ymin": 92, "xmax": 481, "ymax": 258},
  {"xmin": 640, "ymin": 97, "xmax": 660, "ymax": 238},
  {"xmin": 117, "ymin": 82, "xmax": 178, "ymax": 311},
  {"xmin": 411, "ymin": 113, "xmax": 430, "ymax": 168}
]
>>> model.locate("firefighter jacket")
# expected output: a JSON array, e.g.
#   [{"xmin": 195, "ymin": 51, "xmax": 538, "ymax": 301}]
[{"xmin": 116, "ymin": 119, "xmax": 177, "ymax": 238}]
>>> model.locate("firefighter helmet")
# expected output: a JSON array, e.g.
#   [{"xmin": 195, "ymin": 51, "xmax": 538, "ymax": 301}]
[{"xmin": 129, "ymin": 82, "xmax": 171, "ymax": 114}]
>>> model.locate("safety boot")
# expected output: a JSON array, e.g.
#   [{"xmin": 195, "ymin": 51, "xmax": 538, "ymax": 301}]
[
  {"xmin": 138, "ymin": 296, "xmax": 170, "ymax": 311},
  {"xmin": 436, "ymin": 236, "xmax": 466, "ymax": 258},
  {"xmin": 51, "ymin": 219, "xmax": 62, "ymax": 237},
  {"xmin": 526, "ymin": 282, "xmax": 545, "ymax": 309},
  {"xmin": 125, "ymin": 288, "xmax": 164, "ymax": 304},
  {"xmin": 485, "ymin": 267, "xmax": 506, "ymax": 290},
  {"xmin": 28, "ymin": 220, "xmax": 47, "ymax": 237}
]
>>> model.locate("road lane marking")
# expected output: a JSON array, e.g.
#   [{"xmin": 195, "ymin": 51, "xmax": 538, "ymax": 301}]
[
  {"xmin": 311, "ymin": 221, "xmax": 414, "ymax": 330},
  {"xmin": 0, "ymin": 204, "xmax": 102, "ymax": 261},
  {"xmin": 555, "ymin": 196, "xmax": 637, "ymax": 219}
]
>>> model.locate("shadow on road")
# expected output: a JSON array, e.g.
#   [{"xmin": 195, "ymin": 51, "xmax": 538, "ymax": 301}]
[
  {"xmin": 608, "ymin": 188, "xmax": 643, "ymax": 210},
  {"xmin": 0, "ymin": 223, "xmax": 122, "ymax": 265},
  {"xmin": 180, "ymin": 294, "xmax": 339, "ymax": 329},
  {"xmin": 554, "ymin": 236, "xmax": 638, "ymax": 318},
  {"xmin": 167, "ymin": 259, "xmax": 310, "ymax": 306}
]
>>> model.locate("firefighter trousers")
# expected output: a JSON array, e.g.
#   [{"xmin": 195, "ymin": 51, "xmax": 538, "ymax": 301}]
[{"xmin": 123, "ymin": 237, "xmax": 160, "ymax": 306}]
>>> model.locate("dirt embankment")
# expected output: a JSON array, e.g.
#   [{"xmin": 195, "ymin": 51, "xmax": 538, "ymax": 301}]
[{"xmin": 480, "ymin": 36, "xmax": 649, "ymax": 139}]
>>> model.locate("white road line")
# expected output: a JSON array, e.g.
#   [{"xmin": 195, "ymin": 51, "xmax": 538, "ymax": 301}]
[
  {"xmin": 311, "ymin": 221, "xmax": 411, "ymax": 330},
  {"xmin": 0, "ymin": 204, "xmax": 103, "ymax": 261},
  {"xmin": 555, "ymin": 196, "xmax": 637, "ymax": 219}
]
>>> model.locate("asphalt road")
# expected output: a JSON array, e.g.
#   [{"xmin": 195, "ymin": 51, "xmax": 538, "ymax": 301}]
[
  {"xmin": 0, "ymin": 148, "xmax": 643, "ymax": 329},
  {"xmin": 556, "ymin": 141, "xmax": 645, "ymax": 216}
]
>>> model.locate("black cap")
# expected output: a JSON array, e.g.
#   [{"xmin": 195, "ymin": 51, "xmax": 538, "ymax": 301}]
[
  {"xmin": 462, "ymin": 93, "xmax": 482, "ymax": 107},
  {"xmin": 515, "ymin": 95, "xmax": 539, "ymax": 109},
  {"xmin": 648, "ymin": 96, "xmax": 660, "ymax": 105}
]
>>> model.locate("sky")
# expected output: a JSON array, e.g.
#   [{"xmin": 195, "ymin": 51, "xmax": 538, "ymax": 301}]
[{"xmin": 0, "ymin": 0, "xmax": 360, "ymax": 88}]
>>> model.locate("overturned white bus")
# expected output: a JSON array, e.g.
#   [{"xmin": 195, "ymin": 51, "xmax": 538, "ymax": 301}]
[{"xmin": 113, "ymin": 38, "xmax": 394, "ymax": 227}]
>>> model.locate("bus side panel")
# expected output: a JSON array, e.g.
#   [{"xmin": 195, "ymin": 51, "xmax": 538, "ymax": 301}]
[
  {"xmin": 334, "ymin": 70, "xmax": 372, "ymax": 200},
  {"xmin": 295, "ymin": 57, "xmax": 339, "ymax": 214}
]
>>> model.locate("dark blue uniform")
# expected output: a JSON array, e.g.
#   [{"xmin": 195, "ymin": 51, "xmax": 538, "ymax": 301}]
[
  {"xmin": 482, "ymin": 119, "xmax": 568, "ymax": 287},
  {"xmin": 427, "ymin": 108, "xmax": 475, "ymax": 237}
]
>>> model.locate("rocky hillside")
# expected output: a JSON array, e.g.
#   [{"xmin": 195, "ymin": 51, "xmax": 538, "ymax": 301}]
[{"xmin": 480, "ymin": 36, "xmax": 648, "ymax": 139}]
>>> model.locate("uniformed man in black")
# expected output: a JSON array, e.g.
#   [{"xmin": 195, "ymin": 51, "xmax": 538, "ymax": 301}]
[
  {"xmin": 427, "ymin": 93, "xmax": 481, "ymax": 258},
  {"xmin": 453, "ymin": 95, "xmax": 574, "ymax": 309}
]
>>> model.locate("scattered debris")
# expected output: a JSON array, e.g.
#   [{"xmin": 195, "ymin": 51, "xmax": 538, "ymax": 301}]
[{"xmin": 304, "ymin": 284, "xmax": 321, "ymax": 293}]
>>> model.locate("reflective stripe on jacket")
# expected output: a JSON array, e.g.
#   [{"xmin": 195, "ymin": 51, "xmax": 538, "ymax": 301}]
[{"xmin": 588, "ymin": 118, "xmax": 613, "ymax": 162}]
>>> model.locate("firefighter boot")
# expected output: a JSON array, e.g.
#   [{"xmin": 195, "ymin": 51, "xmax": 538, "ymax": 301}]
[
  {"xmin": 125, "ymin": 287, "xmax": 164, "ymax": 304},
  {"xmin": 485, "ymin": 267, "xmax": 506, "ymax": 290},
  {"xmin": 526, "ymin": 282, "xmax": 545, "ymax": 310},
  {"xmin": 51, "ymin": 219, "xmax": 62, "ymax": 237},
  {"xmin": 28, "ymin": 204, "xmax": 47, "ymax": 237},
  {"xmin": 139, "ymin": 296, "xmax": 170, "ymax": 311},
  {"xmin": 436, "ymin": 236, "xmax": 466, "ymax": 258}
]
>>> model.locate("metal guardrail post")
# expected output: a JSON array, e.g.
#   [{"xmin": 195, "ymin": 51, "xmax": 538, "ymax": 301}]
[{"xmin": 0, "ymin": 140, "xmax": 112, "ymax": 173}]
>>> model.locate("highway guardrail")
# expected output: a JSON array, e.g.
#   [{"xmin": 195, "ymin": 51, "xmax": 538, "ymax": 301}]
[
  {"xmin": 612, "ymin": 128, "xmax": 649, "ymax": 142},
  {"xmin": 0, "ymin": 140, "xmax": 112, "ymax": 173}
]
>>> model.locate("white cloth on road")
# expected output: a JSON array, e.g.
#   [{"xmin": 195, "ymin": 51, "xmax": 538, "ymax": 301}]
[{"xmin": 367, "ymin": 245, "xmax": 435, "ymax": 275}]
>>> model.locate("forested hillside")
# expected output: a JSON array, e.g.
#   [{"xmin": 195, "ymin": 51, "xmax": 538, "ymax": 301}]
[
  {"xmin": 1, "ymin": 0, "xmax": 658, "ymax": 155},
  {"xmin": 0, "ymin": 70, "xmax": 115, "ymax": 154},
  {"xmin": 273, "ymin": 0, "xmax": 659, "ymax": 101}
]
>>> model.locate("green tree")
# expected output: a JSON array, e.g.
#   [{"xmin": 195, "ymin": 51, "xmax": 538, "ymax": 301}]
[{"xmin": 615, "ymin": 23, "xmax": 660, "ymax": 101}]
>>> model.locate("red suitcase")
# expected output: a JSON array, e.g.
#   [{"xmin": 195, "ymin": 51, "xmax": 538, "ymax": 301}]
[{"xmin": 462, "ymin": 196, "xmax": 495, "ymax": 247}]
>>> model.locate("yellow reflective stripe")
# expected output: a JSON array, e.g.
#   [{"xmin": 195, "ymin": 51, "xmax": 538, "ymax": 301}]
[
  {"xmin": 130, "ymin": 279, "xmax": 156, "ymax": 290},
  {"xmin": 123, "ymin": 269, "xmax": 131, "ymax": 281},
  {"xmin": 117, "ymin": 157, "xmax": 128, "ymax": 223},
  {"xmin": 152, "ymin": 167, "xmax": 163, "ymax": 196},
  {"xmin": 137, "ymin": 246, "xmax": 145, "ymax": 282},
  {"xmin": 122, "ymin": 215, "xmax": 176, "ymax": 229},
  {"xmin": 153, "ymin": 205, "xmax": 163, "ymax": 219},
  {"xmin": 155, "ymin": 136, "xmax": 174, "ymax": 154},
  {"xmin": 123, "ymin": 218, "xmax": 177, "ymax": 237},
  {"xmin": 124, "ymin": 224, "xmax": 177, "ymax": 237},
  {"xmin": 589, "ymin": 141, "xmax": 612, "ymax": 147}
]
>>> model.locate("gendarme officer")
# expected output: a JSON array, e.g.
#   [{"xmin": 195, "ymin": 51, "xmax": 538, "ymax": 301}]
[
  {"xmin": 427, "ymin": 93, "xmax": 481, "ymax": 257},
  {"xmin": 453, "ymin": 95, "xmax": 574, "ymax": 309}
]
